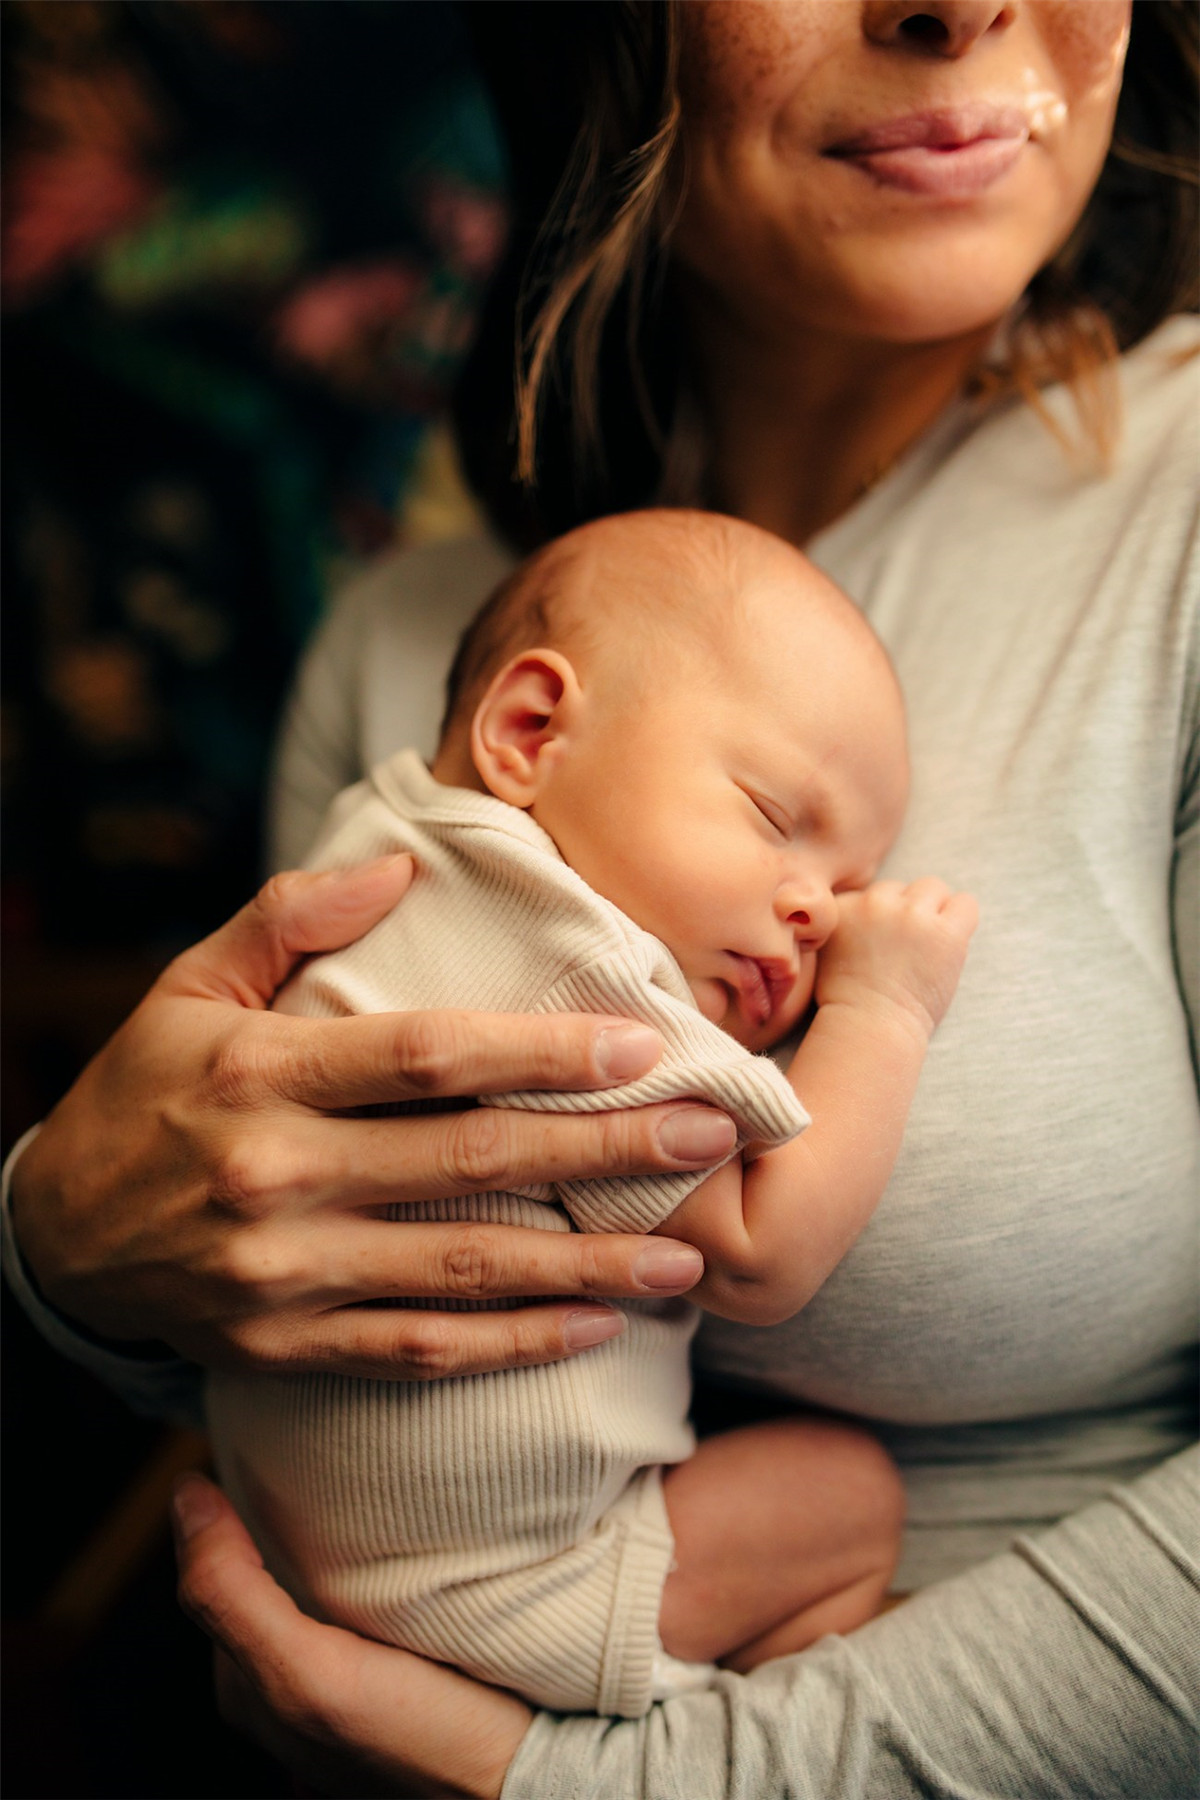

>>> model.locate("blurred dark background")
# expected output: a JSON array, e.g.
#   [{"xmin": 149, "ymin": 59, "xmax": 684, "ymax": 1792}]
[{"xmin": 2, "ymin": 4, "xmax": 506, "ymax": 1792}]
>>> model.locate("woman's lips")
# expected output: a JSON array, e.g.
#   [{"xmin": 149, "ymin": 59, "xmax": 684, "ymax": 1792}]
[{"xmin": 825, "ymin": 105, "xmax": 1031, "ymax": 197}]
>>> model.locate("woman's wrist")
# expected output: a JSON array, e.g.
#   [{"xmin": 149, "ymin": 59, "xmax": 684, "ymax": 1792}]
[{"xmin": 6, "ymin": 1125, "xmax": 171, "ymax": 1357}]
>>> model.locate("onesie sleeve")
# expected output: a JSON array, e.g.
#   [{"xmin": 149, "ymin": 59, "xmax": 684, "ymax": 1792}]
[
  {"xmin": 502, "ymin": 1445, "xmax": 1200, "ymax": 1800},
  {"xmin": 493, "ymin": 944, "xmax": 810, "ymax": 1236}
]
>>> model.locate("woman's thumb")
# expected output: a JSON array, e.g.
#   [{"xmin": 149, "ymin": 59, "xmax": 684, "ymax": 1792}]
[{"xmin": 161, "ymin": 855, "xmax": 416, "ymax": 1007}]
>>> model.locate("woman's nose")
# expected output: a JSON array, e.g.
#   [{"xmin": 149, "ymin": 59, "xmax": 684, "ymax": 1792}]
[
  {"xmin": 861, "ymin": 1, "xmax": 1015, "ymax": 58},
  {"xmin": 777, "ymin": 882, "xmax": 839, "ymax": 948}
]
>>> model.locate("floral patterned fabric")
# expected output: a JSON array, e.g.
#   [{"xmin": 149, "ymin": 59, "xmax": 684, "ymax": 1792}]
[{"xmin": 3, "ymin": 0, "xmax": 505, "ymax": 949}]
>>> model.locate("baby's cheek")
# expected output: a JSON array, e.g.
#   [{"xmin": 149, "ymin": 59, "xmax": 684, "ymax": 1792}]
[{"xmin": 688, "ymin": 975, "xmax": 731, "ymax": 1026}]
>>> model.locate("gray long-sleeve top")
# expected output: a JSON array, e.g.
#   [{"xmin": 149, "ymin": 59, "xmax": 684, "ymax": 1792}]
[{"xmin": 5, "ymin": 317, "xmax": 1198, "ymax": 1796}]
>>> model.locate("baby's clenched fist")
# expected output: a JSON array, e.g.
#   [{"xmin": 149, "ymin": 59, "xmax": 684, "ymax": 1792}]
[{"xmin": 814, "ymin": 879, "xmax": 979, "ymax": 1037}]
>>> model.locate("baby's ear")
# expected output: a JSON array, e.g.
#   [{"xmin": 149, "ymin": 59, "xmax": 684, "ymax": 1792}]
[{"xmin": 470, "ymin": 649, "xmax": 581, "ymax": 806}]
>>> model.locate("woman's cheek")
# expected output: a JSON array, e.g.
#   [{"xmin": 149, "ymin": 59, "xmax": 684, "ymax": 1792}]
[
  {"xmin": 1008, "ymin": 3, "xmax": 1128, "ymax": 261},
  {"xmin": 678, "ymin": 0, "xmax": 830, "ymax": 135},
  {"xmin": 1035, "ymin": 0, "xmax": 1131, "ymax": 108},
  {"xmin": 1030, "ymin": 0, "xmax": 1129, "ymax": 169}
]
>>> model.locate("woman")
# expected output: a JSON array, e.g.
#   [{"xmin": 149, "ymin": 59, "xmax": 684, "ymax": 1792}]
[{"xmin": 7, "ymin": 2, "xmax": 1198, "ymax": 1794}]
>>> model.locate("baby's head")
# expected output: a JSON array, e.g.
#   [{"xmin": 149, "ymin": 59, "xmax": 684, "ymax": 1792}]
[{"xmin": 434, "ymin": 509, "xmax": 907, "ymax": 1050}]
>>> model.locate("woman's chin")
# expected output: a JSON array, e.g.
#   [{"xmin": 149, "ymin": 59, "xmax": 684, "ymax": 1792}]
[{"xmin": 806, "ymin": 229, "xmax": 1057, "ymax": 348}]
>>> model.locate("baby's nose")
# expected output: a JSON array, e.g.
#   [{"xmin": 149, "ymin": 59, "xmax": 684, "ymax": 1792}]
[{"xmin": 777, "ymin": 883, "xmax": 838, "ymax": 947}]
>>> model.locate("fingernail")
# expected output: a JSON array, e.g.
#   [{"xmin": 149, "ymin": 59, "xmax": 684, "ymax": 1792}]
[
  {"xmin": 595, "ymin": 1024, "xmax": 661, "ymax": 1080},
  {"xmin": 633, "ymin": 1243, "xmax": 704, "ymax": 1291},
  {"xmin": 657, "ymin": 1107, "xmax": 737, "ymax": 1163},
  {"xmin": 563, "ymin": 1308, "xmax": 627, "ymax": 1349},
  {"xmin": 171, "ymin": 1473, "xmax": 221, "ymax": 1543}
]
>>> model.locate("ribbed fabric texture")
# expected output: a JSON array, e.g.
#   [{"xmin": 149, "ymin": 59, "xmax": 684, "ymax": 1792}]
[{"xmin": 207, "ymin": 750, "xmax": 809, "ymax": 1716}]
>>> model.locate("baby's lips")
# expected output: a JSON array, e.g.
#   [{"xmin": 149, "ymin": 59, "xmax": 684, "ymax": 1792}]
[{"xmin": 727, "ymin": 952, "xmax": 798, "ymax": 1027}]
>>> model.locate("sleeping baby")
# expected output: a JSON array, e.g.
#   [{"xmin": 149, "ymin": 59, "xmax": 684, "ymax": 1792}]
[{"xmin": 207, "ymin": 508, "xmax": 977, "ymax": 1715}]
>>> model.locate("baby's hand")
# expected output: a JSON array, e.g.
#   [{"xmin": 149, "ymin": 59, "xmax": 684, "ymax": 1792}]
[{"xmin": 815, "ymin": 879, "xmax": 979, "ymax": 1038}]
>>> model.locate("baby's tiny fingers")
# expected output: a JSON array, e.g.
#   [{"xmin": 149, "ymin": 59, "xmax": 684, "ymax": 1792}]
[
  {"xmin": 941, "ymin": 891, "xmax": 981, "ymax": 935},
  {"xmin": 903, "ymin": 876, "xmax": 953, "ymax": 911}
]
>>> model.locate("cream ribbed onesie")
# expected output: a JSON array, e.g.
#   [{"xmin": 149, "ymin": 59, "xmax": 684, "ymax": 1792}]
[{"xmin": 205, "ymin": 748, "xmax": 809, "ymax": 1717}]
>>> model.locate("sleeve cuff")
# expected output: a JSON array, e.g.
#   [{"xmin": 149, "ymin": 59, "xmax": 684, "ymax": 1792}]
[{"xmin": 1, "ymin": 1124, "xmax": 205, "ymax": 1425}]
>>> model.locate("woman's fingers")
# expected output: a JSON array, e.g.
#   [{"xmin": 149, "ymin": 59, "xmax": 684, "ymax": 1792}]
[
  {"xmin": 173, "ymin": 1479, "xmax": 384, "ymax": 1778},
  {"xmin": 229, "ymin": 1299, "xmax": 644, "ymax": 1382},
  {"xmin": 262, "ymin": 1006, "xmax": 666, "ymax": 1110},
  {"xmin": 163, "ymin": 857, "xmax": 417, "ymax": 1008},
  {"xmin": 174, "ymin": 1476, "xmax": 529, "ymax": 1799},
  {"xmin": 211, "ymin": 1220, "xmax": 704, "ymax": 1378},
  {"xmin": 314, "ymin": 1217, "xmax": 707, "ymax": 1304},
  {"xmin": 194, "ymin": 1096, "xmax": 732, "ymax": 1233},
  {"xmin": 298, "ymin": 1101, "xmax": 738, "ymax": 1203}
]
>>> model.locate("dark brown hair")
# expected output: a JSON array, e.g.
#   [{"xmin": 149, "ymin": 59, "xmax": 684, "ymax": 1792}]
[{"xmin": 456, "ymin": 1, "xmax": 1198, "ymax": 548}]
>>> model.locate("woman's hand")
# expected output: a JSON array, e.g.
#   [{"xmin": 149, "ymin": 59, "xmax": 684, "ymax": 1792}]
[
  {"xmin": 173, "ymin": 1473, "xmax": 530, "ymax": 1799},
  {"xmin": 11, "ymin": 857, "xmax": 726, "ymax": 1377}
]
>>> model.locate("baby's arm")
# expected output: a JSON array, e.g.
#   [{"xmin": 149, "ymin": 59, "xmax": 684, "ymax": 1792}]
[{"xmin": 655, "ymin": 879, "xmax": 978, "ymax": 1324}]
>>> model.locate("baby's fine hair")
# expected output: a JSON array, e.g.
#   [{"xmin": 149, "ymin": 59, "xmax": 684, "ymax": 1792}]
[{"xmin": 438, "ymin": 508, "xmax": 777, "ymax": 744}]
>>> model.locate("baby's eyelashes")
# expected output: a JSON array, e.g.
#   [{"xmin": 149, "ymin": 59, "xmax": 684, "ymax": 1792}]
[{"xmin": 743, "ymin": 789, "xmax": 792, "ymax": 837}]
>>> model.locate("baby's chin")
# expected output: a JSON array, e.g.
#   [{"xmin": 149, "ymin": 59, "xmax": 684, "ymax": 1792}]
[{"xmin": 688, "ymin": 975, "xmax": 810, "ymax": 1054}]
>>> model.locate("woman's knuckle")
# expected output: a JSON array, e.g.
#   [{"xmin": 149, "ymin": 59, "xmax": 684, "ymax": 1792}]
[
  {"xmin": 507, "ymin": 1312, "xmax": 553, "ymax": 1366},
  {"xmin": 209, "ymin": 1141, "xmax": 277, "ymax": 1222},
  {"xmin": 206, "ymin": 1033, "xmax": 268, "ymax": 1111},
  {"xmin": 440, "ymin": 1224, "xmax": 497, "ymax": 1297},
  {"xmin": 396, "ymin": 1011, "xmax": 459, "ymax": 1095},
  {"xmin": 255, "ymin": 869, "xmax": 305, "ymax": 918},
  {"xmin": 575, "ymin": 1236, "xmax": 612, "ymax": 1294},
  {"xmin": 226, "ymin": 1312, "xmax": 303, "ymax": 1372},
  {"xmin": 521, "ymin": 1016, "xmax": 577, "ymax": 1085},
  {"xmin": 177, "ymin": 1561, "xmax": 231, "ymax": 1634},
  {"xmin": 448, "ymin": 1106, "xmax": 511, "ymax": 1189},
  {"xmin": 212, "ymin": 1229, "xmax": 289, "ymax": 1306},
  {"xmin": 400, "ymin": 1316, "xmax": 459, "ymax": 1379},
  {"xmin": 594, "ymin": 1109, "xmax": 637, "ymax": 1170}
]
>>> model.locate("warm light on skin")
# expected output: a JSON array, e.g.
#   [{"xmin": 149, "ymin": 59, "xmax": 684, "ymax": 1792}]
[
  {"xmin": 672, "ymin": 0, "xmax": 1132, "ymax": 347},
  {"xmin": 458, "ymin": 520, "xmax": 909, "ymax": 1054}
]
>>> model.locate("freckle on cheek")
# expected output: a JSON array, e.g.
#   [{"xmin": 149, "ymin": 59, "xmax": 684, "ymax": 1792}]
[
  {"xmin": 1043, "ymin": 0, "xmax": 1130, "ymax": 97},
  {"xmin": 680, "ymin": 0, "xmax": 794, "ymax": 132}
]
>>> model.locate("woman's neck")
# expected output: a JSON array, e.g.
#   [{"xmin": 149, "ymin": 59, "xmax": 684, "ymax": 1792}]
[{"xmin": 682, "ymin": 295, "xmax": 996, "ymax": 547}]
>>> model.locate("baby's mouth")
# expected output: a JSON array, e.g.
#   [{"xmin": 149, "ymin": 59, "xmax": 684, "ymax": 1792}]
[{"xmin": 724, "ymin": 954, "xmax": 797, "ymax": 1028}]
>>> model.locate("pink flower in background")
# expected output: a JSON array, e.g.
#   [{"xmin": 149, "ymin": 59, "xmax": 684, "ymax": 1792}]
[
  {"xmin": 419, "ymin": 179, "xmax": 507, "ymax": 278},
  {"xmin": 273, "ymin": 261, "xmax": 422, "ymax": 366}
]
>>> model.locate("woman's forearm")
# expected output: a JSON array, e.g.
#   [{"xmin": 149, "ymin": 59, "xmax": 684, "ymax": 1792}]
[{"xmin": 504, "ymin": 1447, "xmax": 1200, "ymax": 1800}]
